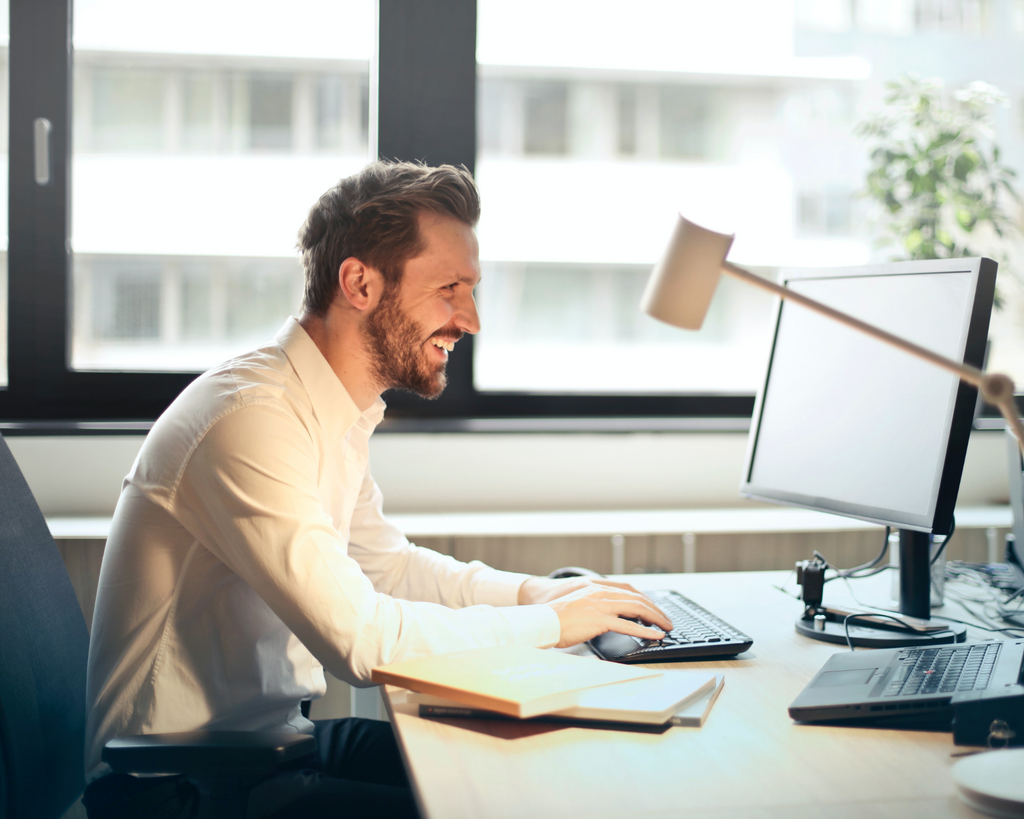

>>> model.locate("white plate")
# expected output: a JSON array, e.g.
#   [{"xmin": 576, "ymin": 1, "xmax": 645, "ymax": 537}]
[{"xmin": 953, "ymin": 749, "xmax": 1024, "ymax": 818}]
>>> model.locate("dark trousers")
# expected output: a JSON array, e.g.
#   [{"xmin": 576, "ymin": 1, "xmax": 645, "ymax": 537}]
[{"xmin": 82, "ymin": 718, "xmax": 419, "ymax": 819}]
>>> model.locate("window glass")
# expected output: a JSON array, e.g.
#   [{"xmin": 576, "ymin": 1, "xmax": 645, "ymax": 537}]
[
  {"xmin": 523, "ymin": 83, "xmax": 568, "ymax": 155},
  {"xmin": 91, "ymin": 69, "xmax": 165, "ymax": 152},
  {"xmin": 249, "ymin": 73, "xmax": 294, "ymax": 151},
  {"xmin": 71, "ymin": 0, "xmax": 373, "ymax": 371},
  {"xmin": 658, "ymin": 86, "xmax": 711, "ymax": 160},
  {"xmin": 475, "ymin": 0, "xmax": 1024, "ymax": 394}
]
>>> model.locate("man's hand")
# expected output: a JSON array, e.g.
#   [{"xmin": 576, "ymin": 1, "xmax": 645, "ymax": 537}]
[{"xmin": 518, "ymin": 576, "xmax": 673, "ymax": 649}]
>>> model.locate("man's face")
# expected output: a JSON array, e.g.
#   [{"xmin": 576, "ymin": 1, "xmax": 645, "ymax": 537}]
[{"xmin": 363, "ymin": 212, "xmax": 481, "ymax": 399}]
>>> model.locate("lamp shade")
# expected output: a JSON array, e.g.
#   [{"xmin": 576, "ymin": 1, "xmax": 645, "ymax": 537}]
[{"xmin": 640, "ymin": 215, "xmax": 735, "ymax": 330}]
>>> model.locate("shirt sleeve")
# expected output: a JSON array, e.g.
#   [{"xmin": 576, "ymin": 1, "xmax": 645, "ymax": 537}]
[
  {"xmin": 169, "ymin": 402, "xmax": 561, "ymax": 684},
  {"xmin": 347, "ymin": 468, "xmax": 531, "ymax": 609}
]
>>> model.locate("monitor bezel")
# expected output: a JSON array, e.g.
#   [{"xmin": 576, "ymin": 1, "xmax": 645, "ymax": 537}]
[{"xmin": 739, "ymin": 256, "xmax": 997, "ymax": 537}]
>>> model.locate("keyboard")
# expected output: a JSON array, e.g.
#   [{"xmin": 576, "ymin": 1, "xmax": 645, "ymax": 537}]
[
  {"xmin": 882, "ymin": 643, "xmax": 1001, "ymax": 698},
  {"xmin": 587, "ymin": 588, "xmax": 753, "ymax": 662}
]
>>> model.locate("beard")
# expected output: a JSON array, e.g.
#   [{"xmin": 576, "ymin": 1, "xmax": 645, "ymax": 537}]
[{"xmin": 363, "ymin": 291, "xmax": 450, "ymax": 400}]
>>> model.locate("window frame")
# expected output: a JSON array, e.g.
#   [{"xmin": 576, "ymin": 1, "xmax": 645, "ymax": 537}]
[
  {"xmin": 7, "ymin": 0, "xmax": 197, "ymax": 422},
  {"xmin": 20, "ymin": 0, "xmax": 982, "ymax": 427}
]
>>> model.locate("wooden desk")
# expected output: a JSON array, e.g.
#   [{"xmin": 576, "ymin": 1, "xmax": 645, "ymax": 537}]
[{"xmin": 383, "ymin": 570, "xmax": 996, "ymax": 819}]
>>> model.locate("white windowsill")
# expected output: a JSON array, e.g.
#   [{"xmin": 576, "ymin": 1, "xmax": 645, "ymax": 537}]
[{"xmin": 45, "ymin": 505, "xmax": 1013, "ymax": 541}]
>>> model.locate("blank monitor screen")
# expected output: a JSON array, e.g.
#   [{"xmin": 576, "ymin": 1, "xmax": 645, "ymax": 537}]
[{"xmin": 741, "ymin": 259, "xmax": 994, "ymax": 534}]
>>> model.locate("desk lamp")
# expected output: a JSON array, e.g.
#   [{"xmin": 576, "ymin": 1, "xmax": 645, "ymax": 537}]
[
  {"xmin": 642, "ymin": 215, "xmax": 1024, "ymax": 457},
  {"xmin": 642, "ymin": 215, "xmax": 1024, "ymax": 642}
]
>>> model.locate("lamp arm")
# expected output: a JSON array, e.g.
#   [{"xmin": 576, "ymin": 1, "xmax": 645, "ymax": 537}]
[
  {"xmin": 984, "ymin": 374, "xmax": 1024, "ymax": 459},
  {"xmin": 721, "ymin": 261, "xmax": 1024, "ymax": 458}
]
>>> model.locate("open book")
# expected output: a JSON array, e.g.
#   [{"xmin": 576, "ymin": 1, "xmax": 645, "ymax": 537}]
[
  {"xmin": 669, "ymin": 674, "xmax": 725, "ymax": 727},
  {"xmin": 412, "ymin": 672, "xmax": 725, "ymax": 727},
  {"xmin": 371, "ymin": 645, "xmax": 660, "ymax": 719}
]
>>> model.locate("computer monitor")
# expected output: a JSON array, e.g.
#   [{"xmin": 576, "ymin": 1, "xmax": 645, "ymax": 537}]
[{"xmin": 740, "ymin": 256, "xmax": 996, "ymax": 644}]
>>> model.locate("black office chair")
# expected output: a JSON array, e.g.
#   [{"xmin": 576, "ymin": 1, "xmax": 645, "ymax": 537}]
[{"xmin": 0, "ymin": 433, "xmax": 315, "ymax": 819}]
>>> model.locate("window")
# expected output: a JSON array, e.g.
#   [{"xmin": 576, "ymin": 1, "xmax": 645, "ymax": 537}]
[
  {"xmin": 914, "ymin": 0, "xmax": 989, "ymax": 33},
  {"xmin": 658, "ymin": 86, "xmax": 711, "ymax": 160},
  {"xmin": 70, "ymin": 0, "xmax": 372, "ymax": 373},
  {"xmin": 473, "ymin": 1, "xmax": 865, "ymax": 398},
  {"xmin": 5, "ymin": 0, "xmax": 1024, "ymax": 424},
  {"xmin": 89, "ymin": 69, "xmax": 165, "ymax": 152},
  {"xmin": 523, "ymin": 83, "xmax": 568, "ymax": 155},
  {"xmin": 617, "ymin": 86, "xmax": 638, "ymax": 156},
  {"xmin": 182, "ymin": 73, "xmax": 217, "ymax": 151},
  {"xmin": 796, "ymin": 188, "xmax": 855, "ymax": 236},
  {"xmin": 471, "ymin": 0, "xmax": 1024, "ymax": 404},
  {"xmin": 246, "ymin": 73, "xmax": 293, "ymax": 150}
]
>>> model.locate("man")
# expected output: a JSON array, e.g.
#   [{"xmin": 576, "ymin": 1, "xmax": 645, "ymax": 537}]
[{"xmin": 83, "ymin": 162, "xmax": 671, "ymax": 819}]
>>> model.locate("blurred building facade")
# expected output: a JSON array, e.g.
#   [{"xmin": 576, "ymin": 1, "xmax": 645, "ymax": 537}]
[{"xmin": 5, "ymin": 0, "xmax": 1019, "ymax": 394}]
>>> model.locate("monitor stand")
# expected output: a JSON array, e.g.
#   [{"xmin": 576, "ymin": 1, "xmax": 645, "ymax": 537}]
[{"xmin": 795, "ymin": 529, "xmax": 967, "ymax": 648}]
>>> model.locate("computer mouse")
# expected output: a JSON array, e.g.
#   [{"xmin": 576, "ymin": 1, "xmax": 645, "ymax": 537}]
[{"xmin": 547, "ymin": 566, "xmax": 605, "ymax": 580}]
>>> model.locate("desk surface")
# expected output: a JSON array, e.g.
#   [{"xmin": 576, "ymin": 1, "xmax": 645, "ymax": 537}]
[{"xmin": 383, "ymin": 570, "xmax": 1000, "ymax": 819}]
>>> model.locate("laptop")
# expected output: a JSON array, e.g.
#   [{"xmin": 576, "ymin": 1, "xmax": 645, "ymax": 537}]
[{"xmin": 789, "ymin": 640, "xmax": 1024, "ymax": 726}]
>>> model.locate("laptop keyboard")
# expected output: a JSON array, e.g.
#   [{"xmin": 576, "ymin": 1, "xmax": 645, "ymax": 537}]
[
  {"xmin": 588, "ymin": 589, "xmax": 753, "ymax": 662},
  {"xmin": 882, "ymin": 643, "xmax": 1001, "ymax": 697}
]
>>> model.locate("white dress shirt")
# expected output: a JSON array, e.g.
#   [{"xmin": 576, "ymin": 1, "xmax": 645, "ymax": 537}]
[{"xmin": 84, "ymin": 317, "xmax": 561, "ymax": 780}]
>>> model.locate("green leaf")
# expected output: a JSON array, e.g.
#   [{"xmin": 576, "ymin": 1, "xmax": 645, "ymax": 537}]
[
  {"xmin": 927, "ymin": 132, "xmax": 957, "ymax": 152},
  {"xmin": 953, "ymin": 153, "xmax": 977, "ymax": 181},
  {"xmin": 956, "ymin": 209, "xmax": 978, "ymax": 231}
]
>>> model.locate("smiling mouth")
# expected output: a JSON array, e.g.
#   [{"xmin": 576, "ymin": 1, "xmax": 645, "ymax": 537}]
[{"xmin": 429, "ymin": 338, "xmax": 456, "ymax": 353}]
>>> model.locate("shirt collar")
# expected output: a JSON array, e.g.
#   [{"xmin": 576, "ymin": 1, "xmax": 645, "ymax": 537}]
[{"xmin": 274, "ymin": 317, "xmax": 386, "ymax": 445}]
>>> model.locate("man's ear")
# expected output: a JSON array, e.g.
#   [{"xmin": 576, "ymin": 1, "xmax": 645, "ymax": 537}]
[{"xmin": 338, "ymin": 257, "xmax": 384, "ymax": 312}]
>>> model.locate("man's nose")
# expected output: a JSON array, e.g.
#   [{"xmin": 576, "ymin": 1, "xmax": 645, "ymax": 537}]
[{"xmin": 456, "ymin": 292, "xmax": 481, "ymax": 335}]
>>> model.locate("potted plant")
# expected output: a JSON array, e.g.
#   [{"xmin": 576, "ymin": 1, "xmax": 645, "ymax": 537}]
[{"xmin": 856, "ymin": 74, "xmax": 1020, "ymax": 301}]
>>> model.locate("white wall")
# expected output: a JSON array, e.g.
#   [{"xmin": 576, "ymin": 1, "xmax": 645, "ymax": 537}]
[{"xmin": 9, "ymin": 428, "xmax": 1011, "ymax": 517}]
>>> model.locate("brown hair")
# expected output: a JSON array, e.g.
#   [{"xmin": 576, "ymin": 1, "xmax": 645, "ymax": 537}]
[{"xmin": 297, "ymin": 161, "xmax": 480, "ymax": 316}]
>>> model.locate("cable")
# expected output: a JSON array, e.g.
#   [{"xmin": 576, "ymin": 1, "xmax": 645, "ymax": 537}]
[
  {"xmin": 842, "ymin": 612, "xmax": 952, "ymax": 651},
  {"xmin": 772, "ymin": 569, "xmax": 802, "ymax": 600},
  {"xmin": 1005, "ymin": 584, "xmax": 1024, "ymax": 605},
  {"xmin": 928, "ymin": 609, "xmax": 1024, "ymax": 639},
  {"xmin": 941, "ymin": 564, "xmax": 1024, "ymax": 636},
  {"xmin": 782, "ymin": 529, "xmax": 1024, "ymax": 643},
  {"xmin": 842, "ymin": 576, "xmax": 1024, "ymax": 639},
  {"xmin": 819, "ymin": 520, "xmax": 954, "ymax": 587},
  {"xmin": 842, "ymin": 526, "xmax": 892, "ymax": 576},
  {"xmin": 837, "ymin": 571, "xmax": 1024, "ymax": 638},
  {"xmin": 840, "ymin": 564, "xmax": 894, "ymax": 580},
  {"xmin": 931, "ymin": 518, "xmax": 955, "ymax": 566},
  {"xmin": 991, "ymin": 588, "xmax": 1024, "ymax": 630},
  {"xmin": 821, "ymin": 527, "xmax": 893, "ymax": 584}
]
